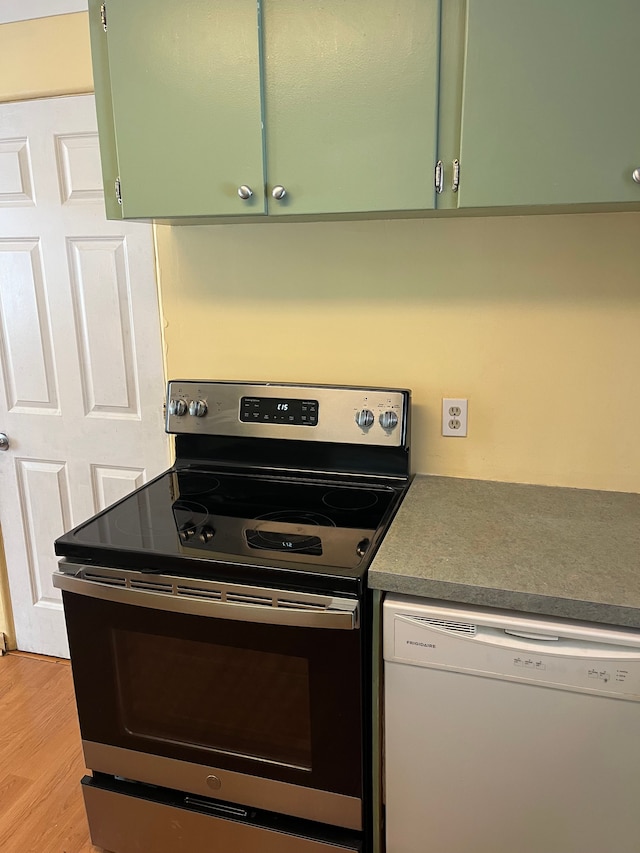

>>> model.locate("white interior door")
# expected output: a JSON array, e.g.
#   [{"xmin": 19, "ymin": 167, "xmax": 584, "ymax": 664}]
[{"xmin": 0, "ymin": 95, "xmax": 170, "ymax": 657}]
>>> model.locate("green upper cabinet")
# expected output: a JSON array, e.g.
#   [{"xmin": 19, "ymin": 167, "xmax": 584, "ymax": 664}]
[
  {"xmin": 455, "ymin": 0, "xmax": 640, "ymax": 208},
  {"xmin": 89, "ymin": 0, "xmax": 440, "ymax": 219},
  {"xmin": 261, "ymin": 0, "xmax": 441, "ymax": 216},
  {"xmin": 89, "ymin": 0, "xmax": 640, "ymax": 219}
]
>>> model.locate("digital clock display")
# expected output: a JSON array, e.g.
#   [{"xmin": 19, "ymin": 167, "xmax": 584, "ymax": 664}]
[{"xmin": 240, "ymin": 396, "xmax": 319, "ymax": 426}]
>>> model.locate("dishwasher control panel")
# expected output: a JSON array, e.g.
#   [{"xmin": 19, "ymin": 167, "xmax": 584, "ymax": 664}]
[{"xmin": 384, "ymin": 597, "xmax": 640, "ymax": 701}]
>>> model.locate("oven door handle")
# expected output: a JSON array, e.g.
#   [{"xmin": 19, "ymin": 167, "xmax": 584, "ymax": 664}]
[{"xmin": 52, "ymin": 571, "xmax": 359, "ymax": 630}]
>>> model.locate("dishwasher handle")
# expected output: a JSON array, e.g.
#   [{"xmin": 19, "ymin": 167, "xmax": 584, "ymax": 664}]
[{"xmin": 504, "ymin": 629, "xmax": 560, "ymax": 642}]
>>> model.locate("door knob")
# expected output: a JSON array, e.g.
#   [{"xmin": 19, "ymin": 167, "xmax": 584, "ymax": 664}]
[{"xmin": 0, "ymin": 433, "xmax": 9, "ymax": 451}]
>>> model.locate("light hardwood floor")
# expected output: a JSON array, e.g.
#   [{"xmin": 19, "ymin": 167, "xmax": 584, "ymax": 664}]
[{"xmin": 0, "ymin": 652, "xmax": 101, "ymax": 853}]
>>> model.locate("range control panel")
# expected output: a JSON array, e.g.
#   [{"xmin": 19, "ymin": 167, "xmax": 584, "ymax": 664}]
[{"xmin": 166, "ymin": 380, "xmax": 410, "ymax": 447}]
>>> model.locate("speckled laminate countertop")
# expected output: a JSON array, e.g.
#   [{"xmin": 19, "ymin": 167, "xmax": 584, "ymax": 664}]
[{"xmin": 368, "ymin": 475, "xmax": 640, "ymax": 628}]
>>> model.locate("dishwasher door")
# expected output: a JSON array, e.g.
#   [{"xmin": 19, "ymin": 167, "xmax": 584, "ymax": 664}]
[{"xmin": 383, "ymin": 595, "xmax": 640, "ymax": 853}]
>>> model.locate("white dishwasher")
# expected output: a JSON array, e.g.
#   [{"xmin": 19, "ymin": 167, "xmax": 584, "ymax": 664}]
[{"xmin": 383, "ymin": 594, "xmax": 640, "ymax": 853}]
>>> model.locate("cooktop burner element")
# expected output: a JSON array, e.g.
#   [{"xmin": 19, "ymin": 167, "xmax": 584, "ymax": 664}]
[
  {"xmin": 322, "ymin": 488, "xmax": 380, "ymax": 511},
  {"xmin": 255, "ymin": 509, "xmax": 337, "ymax": 526},
  {"xmin": 55, "ymin": 381, "xmax": 412, "ymax": 595},
  {"xmin": 176, "ymin": 472, "xmax": 221, "ymax": 496}
]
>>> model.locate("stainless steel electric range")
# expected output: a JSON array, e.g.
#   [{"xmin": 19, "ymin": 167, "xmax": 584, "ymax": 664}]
[{"xmin": 53, "ymin": 380, "xmax": 411, "ymax": 853}]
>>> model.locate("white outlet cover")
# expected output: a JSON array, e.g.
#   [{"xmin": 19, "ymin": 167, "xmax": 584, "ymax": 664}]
[{"xmin": 442, "ymin": 398, "xmax": 468, "ymax": 437}]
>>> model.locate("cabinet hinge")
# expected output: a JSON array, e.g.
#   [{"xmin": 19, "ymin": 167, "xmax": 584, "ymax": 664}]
[
  {"xmin": 452, "ymin": 159, "xmax": 460, "ymax": 193},
  {"xmin": 115, "ymin": 177, "xmax": 122, "ymax": 205},
  {"xmin": 435, "ymin": 160, "xmax": 444, "ymax": 194},
  {"xmin": 100, "ymin": 2, "xmax": 107, "ymax": 31}
]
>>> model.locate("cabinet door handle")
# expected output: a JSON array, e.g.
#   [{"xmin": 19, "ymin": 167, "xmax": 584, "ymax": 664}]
[
  {"xmin": 237, "ymin": 185, "xmax": 253, "ymax": 199},
  {"xmin": 632, "ymin": 168, "xmax": 640, "ymax": 184},
  {"xmin": 435, "ymin": 161, "xmax": 444, "ymax": 194},
  {"xmin": 271, "ymin": 185, "xmax": 287, "ymax": 200}
]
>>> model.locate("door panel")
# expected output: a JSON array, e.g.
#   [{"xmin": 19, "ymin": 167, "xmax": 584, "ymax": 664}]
[
  {"xmin": 56, "ymin": 131, "xmax": 104, "ymax": 205},
  {"xmin": 0, "ymin": 137, "xmax": 35, "ymax": 205},
  {"xmin": 91, "ymin": 465, "xmax": 145, "ymax": 512},
  {"xmin": 0, "ymin": 95, "xmax": 169, "ymax": 656},
  {"xmin": 0, "ymin": 239, "xmax": 58, "ymax": 411},
  {"xmin": 16, "ymin": 458, "xmax": 72, "ymax": 617},
  {"xmin": 67, "ymin": 236, "xmax": 139, "ymax": 414}
]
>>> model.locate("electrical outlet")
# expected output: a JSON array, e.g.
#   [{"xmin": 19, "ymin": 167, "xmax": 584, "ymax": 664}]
[{"xmin": 442, "ymin": 398, "xmax": 468, "ymax": 437}]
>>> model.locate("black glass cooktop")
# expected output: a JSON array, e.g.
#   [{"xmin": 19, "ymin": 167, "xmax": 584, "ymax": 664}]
[{"xmin": 55, "ymin": 467, "xmax": 406, "ymax": 593}]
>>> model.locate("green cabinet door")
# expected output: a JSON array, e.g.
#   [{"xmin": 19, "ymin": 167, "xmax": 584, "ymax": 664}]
[
  {"xmin": 101, "ymin": 0, "xmax": 265, "ymax": 218},
  {"xmin": 262, "ymin": 0, "xmax": 441, "ymax": 215},
  {"xmin": 458, "ymin": 0, "xmax": 640, "ymax": 208},
  {"xmin": 88, "ymin": 0, "xmax": 123, "ymax": 220}
]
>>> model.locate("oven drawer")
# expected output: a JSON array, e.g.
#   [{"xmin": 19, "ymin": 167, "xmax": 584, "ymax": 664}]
[{"xmin": 82, "ymin": 776, "xmax": 362, "ymax": 853}]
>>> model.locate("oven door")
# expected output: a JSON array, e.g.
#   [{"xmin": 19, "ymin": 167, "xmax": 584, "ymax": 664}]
[{"xmin": 54, "ymin": 566, "xmax": 364, "ymax": 830}]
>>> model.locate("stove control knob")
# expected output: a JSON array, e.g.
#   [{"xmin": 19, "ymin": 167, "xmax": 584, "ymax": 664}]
[
  {"xmin": 379, "ymin": 410, "xmax": 399, "ymax": 430},
  {"xmin": 188, "ymin": 399, "xmax": 208, "ymax": 418},
  {"xmin": 355, "ymin": 409, "xmax": 374, "ymax": 429},
  {"xmin": 169, "ymin": 398, "xmax": 187, "ymax": 417},
  {"xmin": 179, "ymin": 525, "xmax": 196, "ymax": 541},
  {"xmin": 356, "ymin": 538, "xmax": 370, "ymax": 557},
  {"xmin": 199, "ymin": 526, "xmax": 215, "ymax": 543}
]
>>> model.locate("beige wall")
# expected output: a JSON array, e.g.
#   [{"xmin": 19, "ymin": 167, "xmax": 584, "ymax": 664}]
[
  {"xmin": 0, "ymin": 12, "xmax": 92, "ymax": 102},
  {"xmin": 156, "ymin": 213, "xmax": 640, "ymax": 493}
]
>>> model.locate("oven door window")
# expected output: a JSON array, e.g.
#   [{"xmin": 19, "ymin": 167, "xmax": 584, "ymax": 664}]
[
  {"xmin": 113, "ymin": 629, "xmax": 312, "ymax": 770},
  {"xmin": 63, "ymin": 592, "xmax": 362, "ymax": 797}
]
